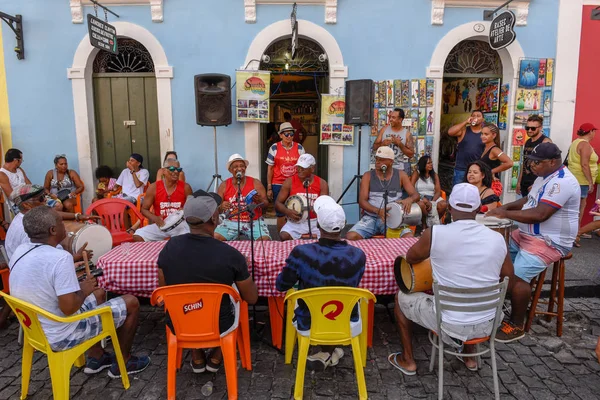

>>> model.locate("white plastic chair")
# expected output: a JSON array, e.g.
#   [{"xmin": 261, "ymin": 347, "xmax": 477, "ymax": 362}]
[{"xmin": 428, "ymin": 277, "xmax": 509, "ymax": 400}]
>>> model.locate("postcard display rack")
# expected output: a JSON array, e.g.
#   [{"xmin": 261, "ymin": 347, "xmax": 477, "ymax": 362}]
[
  {"xmin": 369, "ymin": 79, "xmax": 436, "ymax": 170},
  {"xmin": 509, "ymin": 58, "xmax": 555, "ymax": 191}
]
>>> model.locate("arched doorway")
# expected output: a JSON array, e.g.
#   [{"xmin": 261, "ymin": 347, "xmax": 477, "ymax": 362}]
[
  {"xmin": 92, "ymin": 38, "xmax": 161, "ymax": 179},
  {"xmin": 259, "ymin": 37, "xmax": 329, "ymax": 182},
  {"xmin": 438, "ymin": 39, "xmax": 503, "ymax": 192}
]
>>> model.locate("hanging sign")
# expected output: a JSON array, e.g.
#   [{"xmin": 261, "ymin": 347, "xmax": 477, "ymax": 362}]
[
  {"xmin": 236, "ymin": 70, "xmax": 271, "ymax": 123},
  {"xmin": 87, "ymin": 14, "xmax": 118, "ymax": 54},
  {"xmin": 320, "ymin": 95, "xmax": 354, "ymax": 146},
  {"xmin": 290, "ymin": 3, "xmax": 298, "ymax": 60},
  {"xmin": 488, "ymin": 10, "xmax": 516, "ymax": 50}
]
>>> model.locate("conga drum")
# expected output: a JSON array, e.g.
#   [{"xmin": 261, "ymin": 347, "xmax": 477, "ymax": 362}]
[
  {"xmin": 475, "ymin": 214, "xmax": 513, "ymax": 246},
  {"xmin": 61, "ymin": 221, "xmax": 112, "ymax": 264},
  {"xmin": 394, "ymin": 256, "xmax": 433, "ymax": 293}
]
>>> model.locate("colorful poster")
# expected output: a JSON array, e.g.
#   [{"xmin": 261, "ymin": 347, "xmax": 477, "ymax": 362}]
[
  {"xmin": 411, "ymin": 80, "xmax": 420, "ymax": 107},
  {"xmin": 499, "ymin": 83, "xmax": 510, "ymax": 130},
  {"xmin": 369, "ymin": 135, "xmax": 377, "ymax": 169},
  {"xmin": 417, "ymin": 137, "xmax": 425, "ymax": 158},
  {"xmin": 371, "ymin": 108, "xmax": 379, "ymax": 136},
  {"xmin": 410, "ymin": 109, "xmax": 419, "ymax": 131},
  {"xmin": 546, "ymin": 59, "xmax": 554, "ymax": 86},
  {"xmin": 519, "ymin": 59, "xmax": 540, "ymax": 89},
  {"xmin": 514, "ymin": 111, "xmax": 534, "ymax": 125},
  {"xmin": 426, "ymin": 109, "xmax": 434, "ymax": 133},
  {"xmin": 538, "ymin": 59, "xmax": 546, "ymax": 87},
  {"xmin": 426, "ymin": 79, "xmax": 435, "ymax": 107},
  {"xmin": 394, "ymin": 80, "xmax": 402, "ymax": 107},
  {"xmin": 378, "ymin": 81, "xmax": 387, "ymax": 109},
  {"xmin": 373, "ymin": 81, "xmax": 380, "ymax": 108},
  {"xmin": 236, "ymin": 70, "xmax": 271, "ymax": 122},
  {"xmin": 515, "ymin": 89, "xmax": 541, "ymax": 111},
  {"xmin": 419, "ymin": 79, "xmax": 427, "ymax": 106},
  {"xmin": 442, "ymin": 78, "xmax": 477, "ymax": 114},
  {"xmin": 512, "ymin": 146, "xmax": 522, "ymax": 162},
  {"xmin": 419, "ymin": 108, "xmax": 427, "ymax": 135},
  {"xmin": 425, "ymin": 136, "xmax": 434, "ymax": 156},
  {"xmin": 483, "ymin": 112, "xmax": 499, "ymax": 125},
  {"xmin": 319, "ymin": 95, "xmax": 354, "ymax": 146},
  {"xmin": 386, "ymin": 80, "xmax": 394, "ymax": 107},
  {"xmin": 378, "ymin": 107, "xmax": 387, "ymax": 130},
  {"xmin": 542, "ymin": 89, "xmax": 552, "ymax": 117},
  {"xmin": 401, "ymin": 80, "xmax": 410, "ymax": 108},
  {"xmin": 512, "ymin": 128, "xmax": 526, "ymax": 146},
  {"xmin": 510, "ymin": 165, "xmax": 520, "ymax": 190},
  {"xmin": 476, "ymin": 78, "xmax": 500, "ymax": 112}
]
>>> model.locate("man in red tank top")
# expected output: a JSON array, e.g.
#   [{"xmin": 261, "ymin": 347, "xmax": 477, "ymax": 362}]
[
  {"xmin": 275, "ymin": 154, "xmax": 329, "ymax": 241},
  {"xmin": 214, "ymin": 154, "xmax": 271, "ymax": 241},
  {"xmin": 133, "ymin": 160, "xmax": 193, "ymax": 242}
]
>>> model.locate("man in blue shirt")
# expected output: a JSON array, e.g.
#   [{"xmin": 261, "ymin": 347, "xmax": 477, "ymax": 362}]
[{"xmin": 276, "ymin": 196, "xmax": 366, "ymax": 371}]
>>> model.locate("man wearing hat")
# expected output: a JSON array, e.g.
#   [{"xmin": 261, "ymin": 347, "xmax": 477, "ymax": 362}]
[
  {"xmin": 133, "ymin": 159, "xmax": 192, "ymax": 242},
  {"xmin": 110, "ymin": 153, "xmax": 150, "ymax": 204},
  {"xmin": 275, "ymin": 153, "xmax": 329, "ymax": 240},
  {"xmin": 276, "ymin": 196, "xmax": 366, "ymax": 371},
  {"xmin": 347, "ymin": 146, "xmax": 419, "ymax": 240},
  {"xmin": 488, "ymin": 142, "xmax": 580, "ymax": 343},
  {"xmin": 266, "ymin": 122, "xmax": 306, "ymax": 232},
  {"xmin": 157, "ymin": 190, "xmax": 258, "ymax": 373},
  {"xmin": 214, "ymin": 154, "xmax": 270, "ymax": 241},
  {"xmin": 389, "ymin": 183, "xmax": 512, "ymax": 375}
]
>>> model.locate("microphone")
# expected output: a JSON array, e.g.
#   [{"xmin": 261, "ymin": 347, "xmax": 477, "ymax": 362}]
[
  {"xmin": 303, "ymin": 179, "xmax": 310, "ymax": 188},
  {"xmin": 381, "ymin": 164, "xmax": 387, "ymax": 174},
  {"xmin": 236, "ymin": 172, "xmax": 242, "ymax": 181}
]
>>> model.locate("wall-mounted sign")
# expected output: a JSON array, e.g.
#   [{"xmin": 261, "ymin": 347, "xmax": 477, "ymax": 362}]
[
  {"xmin": 236, "ymin": 70, "xmax": 271, "ymax": 123},
  {"xmin": 87, "ymin": 14, "xmax": 118, "ymax": 54},
  {"xmin": 488, "ymin": 10, "xmax": 516, "ymax": 50}
]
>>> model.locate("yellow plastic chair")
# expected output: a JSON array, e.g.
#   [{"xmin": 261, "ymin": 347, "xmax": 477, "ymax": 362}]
[
  {"xmin": 0, "ymin": 292, "xmax": 130, "ymax": 399},
  {"xmin": 284, "ymin": 287, "xmax": 376, "ymax": 400}
]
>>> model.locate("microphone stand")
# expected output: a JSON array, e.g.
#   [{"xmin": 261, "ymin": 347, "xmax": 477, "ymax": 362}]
[
  {"xmin": 383, "ymin": 188, "xmax": 389, "ymax": 238},
  {"xmin": 236, "ymin": 176, "xmax": 242, "ymax": 238},
  {"xmin": 304, "ymin": 179, "xmax": 312, "ymax": 239}
]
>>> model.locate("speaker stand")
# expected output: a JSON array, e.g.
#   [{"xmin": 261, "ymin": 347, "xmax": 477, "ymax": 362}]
[
  {"xmin": 337, "ymin": 125, "xmax": 365, "ymax": 207},
  {"xmin": 206, "ymin": 126, "xmax": 223, "ymax": 192}
]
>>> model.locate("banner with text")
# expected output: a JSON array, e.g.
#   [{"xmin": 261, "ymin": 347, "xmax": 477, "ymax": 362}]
[
  {"xmin": 320, "ymin": 95, "xmax": 354, "ymax": 146},
  {"xmin": 236, "ymin": 70, "xmax": 271, "ymax": 123}
]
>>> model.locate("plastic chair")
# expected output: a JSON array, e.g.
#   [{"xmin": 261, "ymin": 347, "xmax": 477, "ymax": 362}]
[
  {"xmin": 0, "ymin": 292, "xmax": 130, "ymax": 399},
  {"xmin": 0, "ymin": 269, "xmax": 8, "ymax": 295},
  {"xmin": 284, "ymin": 287, "xmax": 376, "ymax": 400},
  {"xmin": 428, "ymin": 278, "xmax": 509, "ymax": 400},
  {"xmin": 150, "ymin": 284, "xmax": 251, "ymax": 400},
  {"xmin": 85, "ymin": 198, "xmax": 146, "ymax": 247}
]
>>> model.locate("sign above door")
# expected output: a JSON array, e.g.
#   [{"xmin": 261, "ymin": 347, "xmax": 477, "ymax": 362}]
[
  {"xmin": 88, "ymin": 14, "xmax": 118, "ymax": 54},
  {"xmin": 488, "ymin": 10, "xmax": 516, "ymax": 50}
]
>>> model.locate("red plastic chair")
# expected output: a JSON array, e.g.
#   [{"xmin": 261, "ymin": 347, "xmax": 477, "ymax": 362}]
[
  {"xmin": 85, "ymin": 198, "xmax": 146, "ymax": 247},
  {"xmin": 151, "ymin": 284, "xmax": 251, "ymax": 400}
]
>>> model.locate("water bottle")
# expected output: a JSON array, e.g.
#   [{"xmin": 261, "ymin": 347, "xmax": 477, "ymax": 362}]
[{"xmin": 201, "ymin": 381, "xmax": 214, "ymax": 397}]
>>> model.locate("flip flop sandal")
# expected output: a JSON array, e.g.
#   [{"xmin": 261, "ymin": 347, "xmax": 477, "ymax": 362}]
[
  {"xmin": 456, "ymin": 355, "xmax": 478, "ymax": 371},
  {"xmin": 387, "ymin": 352, "xmax": 416, "ymax": 376}
]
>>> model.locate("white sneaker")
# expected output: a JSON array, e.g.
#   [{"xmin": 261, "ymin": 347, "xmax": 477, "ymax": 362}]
[
  {"xmin": 307, "ymin": 351, "xmax": 331, "ymax": 372},
  {"xmin": 329, "ymin": 348, "xmax": 344, "ymax": 367}
]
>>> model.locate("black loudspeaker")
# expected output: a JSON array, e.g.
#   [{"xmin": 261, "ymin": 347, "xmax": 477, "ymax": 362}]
[
  {"xmin": 194, "ymin": 74, "xmax": 232, "ymax": 126},
  {"xmin": 345, "ymin": 79, "xmax": 374, "ymax": 125}
]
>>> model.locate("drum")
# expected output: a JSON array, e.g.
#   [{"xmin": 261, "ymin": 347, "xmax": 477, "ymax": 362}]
[
  {"xmin": 284, "ymin": 195, "xmax": 308, "ymax": 222},
  {"xmin": 160, "ymin": 210, "xmax": 185, "ymax": 232},
  {"xmin": 244, "ymin": 189, "xmax": 258, "ymax": 205},
  {"xmin": 386, "ymin": 202, "xmax": 422, "ymax": 229},
  {"xmin": 475, "ymin": 214, "xmax": 513, "ymax": 245},
  {"xmin": 61, "ymin": 221, "xmax": 112, "ymax": 264},
  {"xmin": 394, "ymin": 256, "xmax": 433, "ymax": 294}
]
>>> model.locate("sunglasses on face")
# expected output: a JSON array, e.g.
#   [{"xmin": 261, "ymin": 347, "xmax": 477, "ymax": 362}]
[
  {"xmin": 525, "ymin": 126, "xmax": 538, "ymax": 131},
  {"xmin": 281, "ymin": 132, "xmax": 294, "ymax": 137},
  {"xmin": 167, "ymin": 166, "xmax": 183, "ymax": 173}
]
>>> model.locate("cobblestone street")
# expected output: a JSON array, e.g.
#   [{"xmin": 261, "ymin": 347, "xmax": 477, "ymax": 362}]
[{"xmin": 0, "ymin": 296, "xmax": 599, "ymax": 400}]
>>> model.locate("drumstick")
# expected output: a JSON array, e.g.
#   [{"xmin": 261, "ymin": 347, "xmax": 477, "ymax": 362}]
[{"xmin": 82, "ymin": 249, "xmax": 92, "ymax": 279}]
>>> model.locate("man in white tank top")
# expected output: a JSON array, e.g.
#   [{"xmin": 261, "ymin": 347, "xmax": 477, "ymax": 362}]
[
  {"xmin": 372, "ymin": 108, "xmax": 415, "ymax": 173},
  {"xmin": 388, "ymin": 184, "xmax": 512, "ymax": 375},
  {"xmin": 0, "ymin": 148, "xmax": 31, "ymax": 214}
]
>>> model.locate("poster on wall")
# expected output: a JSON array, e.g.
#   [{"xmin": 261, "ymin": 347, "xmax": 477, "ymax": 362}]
[
  {"xmin": 426, "ymin": 80, "xmax": 435, "ymax": 107},
  {"xmin": 386, "ymin": 80, "xmax": 395, "ymax": 107},
  {"xmin": 476, "ymin": 78, "xmax": 500, "ymax": 112},
  {"xmin": 394, "ymin": 80, "xmax": 402, "ymax": 107},
  {"xmin": 373, "ymin": 81, "xmax": 380, "ymax": 108},
  {"xmin": 518, "ymin": 59, "xmax": 540, "ymax": 89},
  {"xmin": 484, "ymin": 113, "xmax": 499, "ymax": 125},
  {"xmin": 542, "ymin": 89, "xmax": 552, "ymax": 117},
  {"xmin": 515, "ymin": 89, "xmax": 541, "ymax": 111},
  {"xmin": 411, "ymin": 80, "xmax": 420, "ymax": 107},
  {"xmin": 401, "ymin": 80, "xmax": 410, "ymax": 107},
  {"xmin": 538, "ymin": 59, "xmax": 546, "ymax": 87},
  {"xmin": 236, "ymin": 70, "xmax": 270, "ymax": 123},
  {"xmin": 512, "ymin": 128, "xmax": 526, "ymax": 146},
  {"xmin": 546, "ymin": 59, "xmax": 554, "ymax": 86},
  {"xmin": 499, "ymin": 84, "xmax": 510, "ymax": 130},
  {"xmin": 442, "ymin": 78, "xmax": 477, "ymax": 115},
  {"xmin": 319, "ymin": 95, "xmax": 354, "ymax": 146}
]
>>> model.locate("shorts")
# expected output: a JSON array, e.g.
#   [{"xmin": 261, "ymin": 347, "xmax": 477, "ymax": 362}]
[
  {"xmin": 580, "ymin": 185, "xmax": 589, "ymax": 198},
  {"xmin": 396, "ymin": 291, "xmax": 494, "ymax": 347},
  {"xmin": 349, "ymin": 214, "xmax": 412, "ymax": 239},
  {"xmin": 280, "ymin": 218, "xmax": 319, "ymax": 240},
  {"xmin": 215, "ymin": 218, "xmax": 271, "ymax": 241},
  {"xmin": 135, "ymin": 220, "xmax": 190, "ymax": 241},
  {"xmin": 50, "ymin": 294, "xmax": 127, "ymax": 351},
  {"xmin": 509, "ymin": 239, "xmax": 549, "ymax": 282},
  {"xmin": 272, "ymin": 184, "xmax": 284, "ymax": 217}
]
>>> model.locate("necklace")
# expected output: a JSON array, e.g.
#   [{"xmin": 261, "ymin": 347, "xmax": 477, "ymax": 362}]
[{"xmin": 376, "ymin": 169, "xmax": 391, "ymax": 189}]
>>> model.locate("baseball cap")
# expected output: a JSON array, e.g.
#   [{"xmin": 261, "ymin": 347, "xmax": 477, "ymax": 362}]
[
  {"xmin": 527, "ymin": 142, "xmax": 562, "ymax": 161},
  {"xmin": 579, "ymin": 123, "xmax": 597, "ymax": 134},
  {"xmin": 226, "ymin": 153, "xmax": 249, "ymax": 171},
  {"xmin": 296, "ymin": 154, "xmax": 316, "ymax": 168},
  {"xmin": 314, "ymin": 196, "xmax": 346, "ymax": 233},
  {"xmin": 449, "ymin": 183, "xmax": 481, "ymax": 213},
  {"xmin": 183, "ymin": 190, "xmax": 222, "ymax": 224},
  {"xmin": 375, "ymin": 146, "xmax": 394, "ymax": 160},
  {"xmin": 278, "ymin": 122, "xmax": 295, "ymax": 134},
  {"xmin": 10, "ymin": 184, "xmax": 45, "ymax": 206}
]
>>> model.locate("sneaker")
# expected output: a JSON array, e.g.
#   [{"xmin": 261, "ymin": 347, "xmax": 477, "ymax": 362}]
[
  {"xmin": 190, "ymin": 359, "xmax": 206, "ymax": 374},
  {"xmin": 206, "ymin": 358, "xmax": 221, "ymax": 373},
  {"xmin": 307, "ymin": 351, "xmax": 331, "ymax": 372},
  {"xmin": 108, "ymin": 355, "xmax": 151, "ymax": 378},
  {"xmin": 84, "ymin": 352, "xmax": 114, "ymax": 374},
  {"xmin": 329, "ymin": 348, "xmax": 344, "ymax": 367},
  {"xmin": 495, "ymin": 321, "xmax": 525, "ymax": 343}
]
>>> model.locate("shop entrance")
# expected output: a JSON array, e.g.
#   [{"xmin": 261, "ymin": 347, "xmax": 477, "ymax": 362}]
[
  {"xmin": 438, "ymin": 40, "xmax": 503, "ymax": 192},
  {"xmin": 259, "ymin": 38, "xmax": 329, "ymax": 184},
  {"xmin": 92, "ymin": 38, "xmax": 161, "ymax": 179}
]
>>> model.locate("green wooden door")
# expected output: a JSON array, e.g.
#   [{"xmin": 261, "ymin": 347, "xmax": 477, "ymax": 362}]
[{"xmin": 93, "ymin": 72, "xmax": 161, "ymax": 180}]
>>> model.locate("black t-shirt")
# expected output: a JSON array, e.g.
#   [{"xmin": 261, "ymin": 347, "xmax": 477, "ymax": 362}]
[
  {"xmin": 521, "ymin": 135, "xmax": 548, "ymax": 193},
  {"xmin": 157, "ymin": 233, "xmax": 250, "ymax": 333}
]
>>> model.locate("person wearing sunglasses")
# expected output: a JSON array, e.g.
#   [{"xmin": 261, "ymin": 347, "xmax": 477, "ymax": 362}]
[
  {"xmin": 133, "ymin": 159, "xmax": 193, "ymax": 242},
  {"xmin": 487, "ymin": 143, "xmax": 580, "ymax": 343},
  {"xmin": 0, "ymin": 148, "xmax": 31, "ymax": 217},
  {"xmin": 156, "ymin": 151, "xmax": 186, "ymax": 183},
  {"xmin": 517, "ymin": 114, "xmax": 551, "ymax": 197},
  {"xmin": 265, "ymin": 122, "xmax": 305, "ymax": 232}
]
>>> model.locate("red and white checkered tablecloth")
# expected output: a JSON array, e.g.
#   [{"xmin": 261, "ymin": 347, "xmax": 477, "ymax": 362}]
[{"xmin": 97, "ymin": 238, "xmax": 418, "ymax": 298}]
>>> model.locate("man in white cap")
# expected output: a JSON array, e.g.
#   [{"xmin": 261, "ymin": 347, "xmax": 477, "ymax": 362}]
[
  {"xmin": 266, "ymin": 122, "xmax": 306, "ymax": 232},
  {"xmin": 158, "ymin": 189, "xmax": 258, "ymax": 373},
  {"xmin": 215, "ymin": 154, "xmax": 270, "ymax": 241},
  {"xmin": 347, "ymin": 146, "xmax": 419, "ymax": 240},
  {"xmin": 276, "ymin": 195, "xmax": 366, "ymax": 371},
  {"xmin": 388, "ymin": 183, "xmax": 512, "ymax": 375},
  {"xmin": 275, "ymin": 153, "xmax": 329, "ymax": 240}
]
